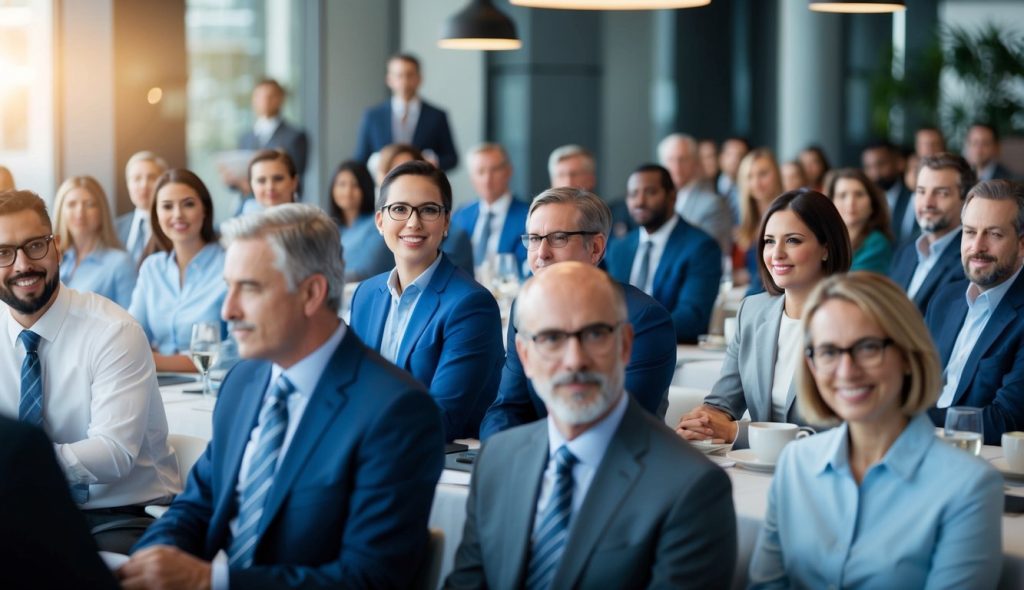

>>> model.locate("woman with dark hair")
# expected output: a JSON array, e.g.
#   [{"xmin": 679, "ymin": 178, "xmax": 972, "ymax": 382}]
[
  {"xmin": 348, "ymin": 161, "xmax": 503, "ymax": 441},
  {"xmin": 827, "ymin": 168, "xmax": 894, "ymax": 274},
  {"xmin": 677, "ymin": 189, "xmax": 852, "ymax": 448},
  {"xmin": 246, "ymin": 149, "xmax": 298, "ymax": 211},
  {"xmin": 328, "ymin": 160, "xmax": 392, "ymax": 282},
  {"xmin": 129, "ymin": 169, "xmax": 226, "ymax": 372},
  {"xmin": 798, "ymin": 145, "xmax": 831, "ymax": 192}
]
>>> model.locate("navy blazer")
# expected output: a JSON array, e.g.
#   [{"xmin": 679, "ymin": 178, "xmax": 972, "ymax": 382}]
[
  {"xmin": 925, "ymin": 272, "xmax": 1024, "ymax": 444},
  {"xmin": 889, "ymin": 229, "xmax": 964, "ymax": 315},
  {"xmin": 890, "ymin": 181, "xmax": 921, "ymax": 249},
  {"xmin": 354, "ymin": 99, "xmax": 458, "ymax": 171},
  {"xmin": 134, "ymin": 329, "xmax": 445, "ymax": 589},
  {"xmin": 450, "ymin": 197, "xmax": 529, "ymax": 268},
  {"xmin": 349, "ymin": 254, "xmax": 504, "ymax": 441},
  {"xmin": 479, "ymin": 282, "xmax": 677, "ymax": 440},
  {"xmin": 605, "ymin": 216, "xmax": 723, "ymax": 343}
]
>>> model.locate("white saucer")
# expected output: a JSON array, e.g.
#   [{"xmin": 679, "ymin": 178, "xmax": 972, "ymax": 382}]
[
  {"xmin": 991, "ymin": 457, "xmax": 1024, "ymax": 482},
  {"xmin": 689, "ymin": 440, "xmax": 732, "ymax": 455},
  {"xmin": 726, "ymin": 449, "xmax": 776, "ymax": 473}
]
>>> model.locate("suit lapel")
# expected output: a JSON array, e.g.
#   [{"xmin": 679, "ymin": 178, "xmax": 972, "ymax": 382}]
[
  {"xmin": 364, "ymin": 280, "xmax": 391, "ymax": 350},
  {"xmin": 551, "ymin": 400, "xmax": 646, "ymax": 588},
  {"xmin": 411, "ymin": 103, "xmax": 429, "ymax": 148},
  {"xmin": 651, "ymin": 220, "xmax": 685, "ymax": 302},
  {"xmin": 753, "ymin": 297, "xmax": 785, "ymax": 420},
  {"xmin": 953, "ymin": 274, "xmax": 1024, "ymax": 405},
  {"xmin": 499, "ymin": 424, "xmax": 550, "ymax": 589},
  {"xmin": 256, "ymin": 332, "xmax": 358, "ymax": 536},
  {"xmin": 395, "ymin": 256, "xmax": 451, "ymax": 368},
  {"xmin": 916, "ymin": 231, "xmax": 962, "ymax": 306}
]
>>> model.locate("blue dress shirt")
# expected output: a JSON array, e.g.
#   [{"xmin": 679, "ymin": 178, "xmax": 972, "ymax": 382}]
[
  {"xmin": 128, "ymin": 243, "xmax": 227, "ymax": 354},
  {"xmin": 340, "ymin": 214, "xmax": 393, "ymax": 282},
  {"xmin": 906, "ymin": 228, "xmax": 960, "ymax": 299},
  {"xmin": 749, "ymin": 413, "xmax": 1003, "ymax": 589},
  {"xmin": 379, "ymin": 254, "xmax": 443, "ymax": 364},
  {"xmin": 59, "ymin": 247, "xmax": 136, "ymax": 308}
]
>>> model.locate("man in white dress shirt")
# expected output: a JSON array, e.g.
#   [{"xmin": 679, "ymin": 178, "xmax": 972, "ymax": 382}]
[
  {"xmin": 116, "ymin": 151, "xmax": 167, "ymax": 265},
  {"xmin": 0, "ymin": 190, "xmax": 180, "ymax": 549}
]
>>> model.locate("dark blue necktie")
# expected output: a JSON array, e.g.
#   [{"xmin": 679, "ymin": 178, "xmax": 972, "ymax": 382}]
[
  {"xmin": 475, "ymin": 211, "xmax": 495, "ymax": 267},
  {"xmin": 18, "ymin": 330, "xmax": 43, "ymax": 426},
  {"xmin": 526, "ymin": 445, "xmax": 578, "ymax": 590}
]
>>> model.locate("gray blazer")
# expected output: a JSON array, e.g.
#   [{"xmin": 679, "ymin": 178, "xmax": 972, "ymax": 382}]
[
  {"xmin": 703, "ymin": 292, "xmax": 813, "ymax": 448},
  {"xmin": 446, "ymin": 396, "xmax": 737, "ymax": 590},
  {"xmin": 675, "ymin": 181, "xmax": 732, "ymax": 256}
]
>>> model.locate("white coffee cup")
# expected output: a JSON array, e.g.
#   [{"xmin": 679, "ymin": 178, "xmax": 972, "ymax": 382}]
[
  {"xmin": 748, "ymin": 422, "xmax": 813, "ymax": 463},
  {"xmin": 1002, "ymin": 432, "xmax": 1024, "ymax": 472}
]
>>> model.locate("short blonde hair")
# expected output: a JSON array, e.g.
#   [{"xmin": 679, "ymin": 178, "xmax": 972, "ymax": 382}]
[
  {"xmin": 798, "ymin": 272, "xmax": 942, "ymax": 425},
  {"xmin": 53, "ymin": 176, "xmax": 122, "ymax": 251}
]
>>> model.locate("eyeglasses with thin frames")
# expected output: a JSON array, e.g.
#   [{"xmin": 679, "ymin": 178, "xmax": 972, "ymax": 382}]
[
  {"xmin": 380, "ymin": 202, "xmax": 448, "ymax": 222},
  {"xmin": 522, "ymin": 322, "xmax": 622, "ymax": 358},
  {"xmin": 0, "ymin": 235, "xmax": 55, "ymax": 268},
  {"xmin": 805, "ymin": 337, "xmax": 894, "ymax": 373},
  {"xmin": 520, "ymin": 231, "xmax": 599, "ymax": 251}
]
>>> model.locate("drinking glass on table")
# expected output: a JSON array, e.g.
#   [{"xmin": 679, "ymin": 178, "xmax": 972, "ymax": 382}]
[
  {"xmin": 939, "ymin": 406, "xmax": 984, "ymax": 456},
  {"xmin": 190, "ymin": 322, "xmax": 221, "ymax": 402}
]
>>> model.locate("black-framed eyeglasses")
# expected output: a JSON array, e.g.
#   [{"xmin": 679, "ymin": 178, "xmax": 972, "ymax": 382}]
[
  {"xmin": 380, "ymin": 202, "xmax": 448, "ymax": 222},
  {"xmin": 523, "ymin": 322, "xmax": 622, "ymax": 357},
  {"xmin": 520, "ymin": 231, "xmax": 599, "ymax": 251},
  {"xmin": 0, "ymin": 235, "xmax": 54, "ymax": 268},
  {"xmin": 805, "ymin": 337, "xmax": 894, "ymax": 372}
]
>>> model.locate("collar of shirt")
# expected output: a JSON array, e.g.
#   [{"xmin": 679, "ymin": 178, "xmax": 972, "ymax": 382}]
[
  {"xmin": 165, "ymin": 241, "xmax": 220, "ymax": 271},
  {"xmin": 133, "ymin": 209, "xmax": 150, "ymax": 222},
  {"xmin": 60, "ymin": 247, "xmax": 103, "ymax": 270},
  {"xmin": 253, "ymin": 116, "xmax": 281, "ymax": 139},
  {"xmin": 386, "ymin": 252, "xmax": 443, "ymax": 301},
  {"xmin": 267, "ymin": 320, "xmax": 348, "ymax": 402},
  {"xmin": 965, "ymin": 263, "xmax": 1023, "ymax": 309},
  {"xmin": 545, "ymin": 391, "xmax": 629, "ymax": 469},
  {"xmin": 914, "ymin": 225, "xmax": 960, "ymax": 263},
  {"xmin": 978, "ymin": 162, "xmax": 997, "ymax": 181},
  {"xmin": 639, "ymin": 212, "xmax": 678, "ymax": 247},
  {"xmin": 817, "ymin": 413, "xmax": 933, "ymax": 481},
  {"xmin": 479, "ymin": 192, "xmax": 512, "ymax": 217},
  {"xmin": 391, "ymin": 96, "xmax": 421, "ymax": 119},
  {"xmin": 6, "ymin": 281, "xmax": 69, "ymax": 349}
]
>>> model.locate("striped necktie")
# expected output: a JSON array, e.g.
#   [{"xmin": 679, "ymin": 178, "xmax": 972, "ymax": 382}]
[
  {"xmin": 526, "ymin": 445, "xmax": 578, "ymax": 590},
  {"xmin": 18, "ymin": 330, "xmax": 43, "ymax": 427},
  {"xmin": 228, "ymin": 374, "xmax": 295, "ymax": 568}
]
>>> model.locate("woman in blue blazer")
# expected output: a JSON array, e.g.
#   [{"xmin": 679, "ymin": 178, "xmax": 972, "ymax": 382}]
[
  {"xmin": 677, "ymin": 190, "xmax": 852, "ymax": 448},
  {"xmin": 349, "ymin": 161, "xmax": 503, "ymax": 441},
  {"xmin": 827, "ymin": 168, "xmax": 894, "ymax": 274},
  {"xmin": 327, "ymin": 160, "xmax": 393, "ymax": 282}
]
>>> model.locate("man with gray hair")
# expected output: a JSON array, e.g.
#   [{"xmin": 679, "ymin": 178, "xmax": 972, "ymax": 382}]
[
  {"xmin": 124, "ymin": 204, "xmax": 444, "ymax": 589},
  {"xmin": 548, "ymin": 143, "xmax": 634, "ymax": 238},
  {"xmin": 480, "ymin": 187, "xmax": 677, "ymax": 439},
  {"xmin": 658, "ymin": 133, "xmax": 732, "ymax": 254},
  {"xmin": 117, "ymin": 150, "xmax": 168, "ymax": 264},
  {"xmin": 447, "ymin": 262, "xmax": 736, "ymax": 589}
]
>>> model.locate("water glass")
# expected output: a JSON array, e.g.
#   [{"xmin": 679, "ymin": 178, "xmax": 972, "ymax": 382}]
[
  {"xmin": 939, "ymin": 406, "xmax": 984, "ymax": 455},
  {"xmin": 190, "ymin": 322, "xmax": 221, "ymax": 402}
]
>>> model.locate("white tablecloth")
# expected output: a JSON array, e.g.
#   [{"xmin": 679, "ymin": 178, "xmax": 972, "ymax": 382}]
[{"xmin": 160, "ymin": 379, "xmax": 214, "ymax": 440}]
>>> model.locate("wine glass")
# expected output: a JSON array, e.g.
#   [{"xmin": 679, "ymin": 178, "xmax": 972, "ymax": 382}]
[
  {"xmin": 940, "ymin": 406, "xmax": 984, "ymax": 456},
  {"xmin": 190, "ymin": 322, "xmax": 221, "ymax": 403}
]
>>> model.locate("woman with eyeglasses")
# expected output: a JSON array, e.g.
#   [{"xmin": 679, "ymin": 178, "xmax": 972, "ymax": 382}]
[
  {"xmin": 53, "ymin": 176, "xmax": 136, "ymax": 308},
  {"xmin": 749, "ymin": 272, "xmax": 1002, "ymax": 589},
  {"xmin": 129, "ymin": 169, "xmax": 226, "ymax": 372},
  {"xmin": 677, "ymin": 189, "xmax": 852, "ymax": 448},
  {"xmin": 348, "ymin": 161, "xmax": 504, "ymax": 441}
]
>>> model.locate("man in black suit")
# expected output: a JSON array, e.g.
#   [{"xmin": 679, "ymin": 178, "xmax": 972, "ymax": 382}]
[
  {"xmin": 863, "ymin": 140, "xmax": 918, "ymax": 248},
  {"xmin": 966, "ymin": 123, "xmax": 1015, "ymax": 182},
  {"xmin": 890, "ymin": 153, "xmax": 976, "ymax": 314},
  {"xmin": 0, "ymin": 416, "xmax": 119, "ymax": 589}
]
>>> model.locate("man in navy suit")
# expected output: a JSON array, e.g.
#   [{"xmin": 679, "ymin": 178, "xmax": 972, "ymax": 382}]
[
  {"xmin": 925, "ymin": 180, "xmax": 1024, "ymax": 444},
  {"xmin": 451, "ymin": 143, "xmax": 528, "ymax": 274},
  {"xmin": 863, "ymin": 141, "xmax": 918, "ymax": 248},
  {"xmin": 890, "ymin": 153, "xmax": 975, "ymax": 315},
  {"xmin": 966, "ymin": 123, "xmax": 1015, "ymax": 182},
  {"xmin": 607, "ymin": 164, "xmax": 722, "ymax": 343},
  {"xmin": 480, "ymin": 187, "xmax": 677, "ymax": 440},
  {"xmin": 354, "ymin": 54, "xmax": 458, "ymax": 171},
  {"xmin": 122, "ymin": 204, "xmax": 444, "ymax": 589}
]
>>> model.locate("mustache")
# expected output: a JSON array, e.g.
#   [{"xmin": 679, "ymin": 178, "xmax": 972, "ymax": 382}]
[
  {"xmin": 551, "ymin": 371, "xmax": 607, "ymax": 388},
  {"xmin": 969, "ymin": 254, "xmax": 997, "ymax": 263},
  {"xmin": 5, "ymin": 271, "xmax": 45, "ymax": 287}
]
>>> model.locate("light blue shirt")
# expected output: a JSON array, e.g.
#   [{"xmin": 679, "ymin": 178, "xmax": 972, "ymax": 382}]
[
  {"xmin": 907, "ymin": 228, "xmax": 960, "ymax": 299},
  {"xmin": 128, "ymin": 243, "xmax": 227, "ymax": 355},
  {"xmin": 533, "ymin": 392, "xmax": 629, "ymax": 536},
  {"xmin": 59, "ymin": 247, "xmax": 136, "ymax": 308},
  {"xmin": 749, "ymin": 413, "xmax": 1003, "ymax": 590},
  {"xmin": 379, "ymin": 253, "xmax": 443, "ymax": 363},
  {"xmin": 937, "ymin": 264, "xmax": 1023, "ymax": 408},
  {"xmin": 340, "ymin": 215, "xmax": 393, "ymax": 282},
  {"xmin": 214, "ymin": 321, "xmax": 347, "ymax": 590}
]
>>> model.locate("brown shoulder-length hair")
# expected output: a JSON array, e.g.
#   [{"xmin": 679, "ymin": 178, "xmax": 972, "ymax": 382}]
[
  {"xmin": 147, "ymin": 169, "xmax": 217, "ymax": 255},
  {"xmin": 53, "ymin": 176, "xmax": 122, "ymax": 252},
  {"xmin": 737, "ymin": 148, "xmax": 783, "ymax": 248},
  {"xmin": 826, "ymin": 168, "xmax": 894, "ymax": 249},
  {"xmin": 757, "ymin": 189, "xmax": 853, "ymax": 296},
  {"xmin": 247, "ymin": 148, "xmax": 297, "ymax": 183}
]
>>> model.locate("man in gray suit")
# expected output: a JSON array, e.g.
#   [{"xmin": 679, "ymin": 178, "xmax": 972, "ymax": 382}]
[
  {"xmin": 447, "ymin": 262, "xmax": 736, "ymax": 589},
  {"xmin": 116, "ymin": 151, "xmax": 167, "ymax": 265},
  {"xmin": 659, "ymin": 133, "xmax": 732, "ymax": 255}
]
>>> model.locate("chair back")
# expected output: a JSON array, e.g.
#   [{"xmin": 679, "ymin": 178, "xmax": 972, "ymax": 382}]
[{"xmin": 168, "ymin": 433, "xmax": 208, "ymax": 479}]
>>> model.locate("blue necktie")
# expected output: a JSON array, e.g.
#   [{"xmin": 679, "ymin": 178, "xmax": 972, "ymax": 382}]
[
  {"xmin": 18, "ymin": 330, "xmax": 43, "ymax": 426},
  {"xmin": 228, "ymin": 375, "xmax": 295, "ymax": 568},
  {"xmin": 130, "ymin": 217, "xmax": 147, "ymax": 262},
  {"xmin": 474, "ymin": 211, "xmax": 495, "ymax": 267},
  {"xmin": 634, "ymin": 240, "xmax": 654, "ymax": 295},
  {"xmin": 526, "ymin": 446, "xmax": 578, "ymax": 590}
]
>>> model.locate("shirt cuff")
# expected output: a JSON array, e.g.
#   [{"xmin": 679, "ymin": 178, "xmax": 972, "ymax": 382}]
[{"xmin": 212, "ymin": 551, "xmax": 229, "ymax": 590}]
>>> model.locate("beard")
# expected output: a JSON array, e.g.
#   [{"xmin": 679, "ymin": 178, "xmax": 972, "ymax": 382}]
[
  {"xmin": 963, "ymin": 254, "xmax": 1019, "ymax": 289},
  {"xmin": 917, "ymin": 213, "xmax": 952, "ymax": 234},
  {"xmin": 0, "ymin": 271, "xmax": 59, "ymax": 316},
  {"xmin": 534, "ymin": 362, "xmax": 625, "ymax": 427}
]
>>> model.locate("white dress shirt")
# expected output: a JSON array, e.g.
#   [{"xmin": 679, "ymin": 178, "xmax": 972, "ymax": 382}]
[
  {"xmin": 391, "ymin": 96, "xmax": 421, "ymax": 145},
  {"xmin": 770, "ymin": 312, "xmax": 802, "ymax": 420},
  {"xmin": 533, "ymin": 392, "xmax": 629, "ymax": 535},
  {"xmin": 0, "ymin": 285, "xmax": 180, "ymax": 509},
  {"xmin": 629, "ymin": 214, "xmax": 679, "ymax": 295},
  {"xmin": 473, "ymin": 193, "xmax": 513, "ymax": 263},
  {"xmin": 253, "ymin": 116, "xmax": 282, "ymax": 146}
]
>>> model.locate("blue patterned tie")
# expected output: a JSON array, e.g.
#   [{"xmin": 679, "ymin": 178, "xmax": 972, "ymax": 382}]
[
  {"xmin": 526, "ymin": 445, "xmax": 578, "ymax": 590},
  {"xmin": 228, "ymin": 375, "xmax": 294, "ymax": 568},
  {"xmin": 18, "ymin": 330, "xmax": 43, "ymax": 426},
  {"xmin": 474, "ymin": 211, "xmax": 495, "ymax": 267},
  {"xmin": 634, "ymin": 240, "xmax": 654, "ymax": 295}
]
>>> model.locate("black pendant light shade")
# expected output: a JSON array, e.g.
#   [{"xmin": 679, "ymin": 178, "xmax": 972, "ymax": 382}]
[{"xmin": 439, "ymin": 0, "xmax": 522, "ymax": 51}]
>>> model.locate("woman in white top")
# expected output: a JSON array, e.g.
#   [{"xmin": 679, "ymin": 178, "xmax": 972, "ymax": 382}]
[{"xmin": 677, "ymin": 189, "xmax": 852, "ymax": 448}]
